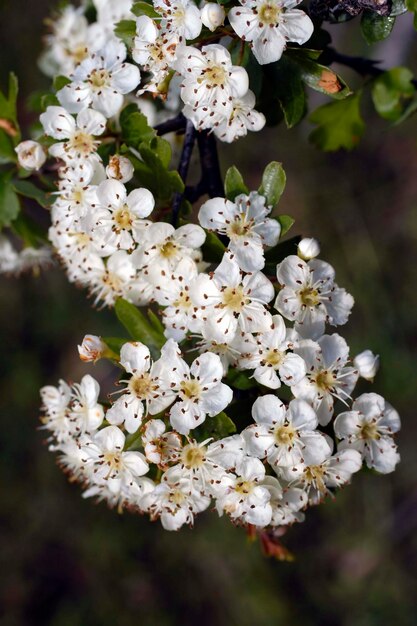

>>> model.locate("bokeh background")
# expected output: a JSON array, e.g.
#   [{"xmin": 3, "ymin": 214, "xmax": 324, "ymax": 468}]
[{"xmin": 1, "ymin": 2, "xmax": 417, "ymax": 624}]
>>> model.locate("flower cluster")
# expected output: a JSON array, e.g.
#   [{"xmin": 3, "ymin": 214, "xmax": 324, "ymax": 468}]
[{"xmin": 41, "ymin": 229, "xmax": 401, "ymax": 534}]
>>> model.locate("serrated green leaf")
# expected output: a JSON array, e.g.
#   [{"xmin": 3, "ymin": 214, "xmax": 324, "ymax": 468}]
[
  {"xmin": 224, "ymin": 166, "xmax": 249, "ymax": 200},
  {"xmin": 115, "ymin": 298, "xmax": 165, "ymax": 359},
  {"xmin": 13, "ymin": 180, "xmax": 51, "ymax": 208},
  {"xmin": 277, "ymin": 215, "xmax": 295, "ymax": 238},
  {"xmin": 114, "ymin": 19, "xmax": 136, "ymax": 48},
  {"xmin": 259, "ymin": 162, "xmax": 286, "ymax": 207},
  {"xmin": 201, "ymin": 231, "xmax": 226, "ymax": 263},
  {"xmin": 226, "ymin": 369, "xmax": 257, "ymax": 390},
  {"xmin": 0, "ymin": 170, "xmax": 20, "ymax": 227},
  {"xmin": 309, "ymin": 92, "xmax": 365, "ymax": 151},
  {"xmin": 120, "ymin": 104, "xmax": 157, "ymax": 147},
  {"xmin": 131, "ymin": 1, "xmax": 159, "ymax": 17},
  {"xmin": 149, "ymin": 136, "xmax": 172, "ymax": 168},
  {"xmin": 361, "ymin": 11, "xmax": 395, "ymax": 44},
  {"xmin": 197, "ymin": 412, "xmax": 237, "ymax": 439},
  {"xmin": 371, "ymin": 67, "xmax": 415, "ymax": 121}
]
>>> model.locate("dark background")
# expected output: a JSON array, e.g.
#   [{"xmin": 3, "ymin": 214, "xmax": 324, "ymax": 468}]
[{"xmin": 0, "ymin": 2, "xmax": 416, "ymax": 624}]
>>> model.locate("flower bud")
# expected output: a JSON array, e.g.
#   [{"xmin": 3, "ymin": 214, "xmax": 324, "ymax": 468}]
[
  {"xmin": 201, "ymin": 3, "xmax": 225, "ymax": 31},
  {"xmin": 15, "ymin": 140, "xmax": 46, "ymax": 171},
  {"xmin": 106, "ymin": 155, "xmax": 134, "ymax": 183},
  {"xmin": 78, "ymin": 335, "xmax": 105, "ymax": 363},
  {"xmin": 297, "ymin": 237, "xmax": 320, "ymax": 261},
  {"xmin": 353, "ymin": 350, "xmax": 379, "ymax": 381}
]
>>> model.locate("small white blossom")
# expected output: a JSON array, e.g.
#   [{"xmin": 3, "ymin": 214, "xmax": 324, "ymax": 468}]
[
  {"xmin": 15, "ymin": 140, "xmax": 46, "ymax": 171},
  {"xmin": 106, "ymin": 155, "xmax": 134, "ymax": 183},
  {"xmin": 201, "ymin": 3, "xmax": 226, "ymax": 31},
  {"xmin": 353, "ymin": 349, "xmax": 379, "ymax": 381},
  {"xmin": 297, "ymin": 237, "xmax": 320, "ymax": 261},
  {"xmin": 78, "ymin": 335, "xmax": 105, "ymax": 362}
]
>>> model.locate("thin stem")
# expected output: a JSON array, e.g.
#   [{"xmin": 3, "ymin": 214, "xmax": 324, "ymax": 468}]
[
  {"xmin": 155, "ymin": 113, "xmax": 187, "ymax": 136},
  {"xmin": 196, "ymin": 130, "xmax": 224, "ymax": 199},
  {"xmin": 171, "ymin": 119, "xmax": 197, "ymax": 226}
]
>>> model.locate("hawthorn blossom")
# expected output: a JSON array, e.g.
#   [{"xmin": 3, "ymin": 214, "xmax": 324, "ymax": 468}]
[
  {"xmin": 262, "ymin": 476, "xmax": 307, "ymax": 526},
  {"xmin": 243, "ymin": 395, "xmax": 331, "ymax": 468},
  {"xmin": 106, "ymin": 155, "xmax": 134, "ymax": 183},
  {"xmin": 153, "ymin": 0, "xmax": 203, "ymax": 40},
  {"xmin": 275, "ymin": 255, "xmax": 354, "ymax": 339},
  {"xmin": 212, "ymin": 91, "xmax": 266, "ymax": 142},
  {"xmin": 238, "ymin": 314, "xmax": 306, "ymax": 388},
  {"xmin": 298, "ymin": 237, "xmax": 320, "ymax": 261},
  {"xmin": 91, "ymin": 180, "xmax": 154, "ymax": 254},
  {"xmin": 216, "ymin": 457, "xmax": 272, "ymax": 527},
  {"xmin": 40, "ymin": 106, "xmax": 106, "ymax": 164},
  {"xmin": 198, "ymin": 191, "xmax": 280, "ymax": 272},
  {"xmin": 15, "ymin": 140, "xmax": 46, "ymax": 171},
  {"xmin": 70, "ymin": 374, "xmax": 105, "ymax": 433},
  {"xmin": 334, "ymin": 393, "xmax": 400, "ymax": 474},
  {"xmin": 201, "ymin": 3, "xmax": 226, "ymax": 31},
  {"xmin": 190, "ymin": 253, "xmax": 274, "ymax": 343},
  {"xmin": 133, "ymin": 17, "xmax": 180, "ymax": 88},
  {"xmin": 57, "ymin": 40, "xmax": 140, "ymax": 117},
  {"xmin": 142, "ymin": 419, "xmax": 182, "ymax": 468},
  {"xmin": 88, "ymin": 251, "xmax": 137, "ymax": 307},
  {"xmin": 228, "ymin": 0, "xmax": 314, "ymax": 65},
  {"xmin": 292, "ymin": 334, "xmax": 359, "ymax": 426},
  {"xmin": 78, "ymin": 335, "xmax": 105, "ymax": 362},
  {"xmin": 353, "ymin": 349, "xmax": 379, "ymax": 381}
]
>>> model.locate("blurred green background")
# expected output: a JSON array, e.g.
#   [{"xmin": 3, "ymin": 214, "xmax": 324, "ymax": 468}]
[{"xmin": 1, "ymin": 2, "xmax": 417, "ymax": 624}]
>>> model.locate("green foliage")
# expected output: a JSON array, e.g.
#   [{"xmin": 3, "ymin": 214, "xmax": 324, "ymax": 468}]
[
  {"xmin": 13, "ymin": 180, "xmax": 51, "ymax": 208},
  {"xmin": 226, "ymin": 369, "xmax": 258, "ymax": 390},
  {"xmin": 201, "ymin": 231, "xmax": 226, "ymax": 263},
  {"xmin": 11, "ymin": 213, "xmax": 47, "ymax": 247},
  {"xmin": 264, "ymin": 235, "xmax": 301, "ymax": 271},
  {"xmin": 0, "ymin": 170, "xmax": 20, "ymax": 227},
  {"xmin": 114, "ymin": 19, "xmax": 136, "ymax": 48},
  {"xmin": 361, "ymin": 11, "xmax": 395, "ymax": 44},
  {"xmin": 114, "ymin": 298, "xmax": 165, "ymax": 359},
  {"xmin": 287, "ymin": 50, "xmax": 351, "ymax": 100},
  {"xmin": 224, "ymin": 166, "xmax": 249, "ymax": 200},
  {"xmin": 53, "ymin": 75, "xmax": 71, "ymax": 91},
  {"xmin": 196, "ymin": 412, "xmax": 237, "ymax": 440},
  {"xmin": 372, "ymin": 67, "xmax": 415, "ymax": 121},
  {"xmin": 131, "ymin": 1, "xmax": 159, "ymax": 17},
  {"xmin": 406, "ymin": 0, "xmax": 417, "ymax": 27},
  {"xmin": 0, "ymin": 73, "xmax": 19, "ymax": 163},
  {"xmin": 258, "ymin": 162, "xmax": 286, "ymax": 207},
  {"xmin": 276, "ymin": 215, "xmax": 295, "ymax": 238},
  {"xmin": 309, "ymin": 92, "xmax": 365, "ymax": 151},
  {"xmin": 120, "ymin": 104, "xmax": 157, "ymax": 147}
]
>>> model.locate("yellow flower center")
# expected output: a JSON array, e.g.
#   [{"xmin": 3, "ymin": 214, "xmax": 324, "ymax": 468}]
[
  {"xmin": 304, "ymin": 465, "xmax": 326, "ymax": 493},
  {"xmin": 103, "ymin": 451, "xmax": 122, "ymax": 471},
  {"xmin": 258, "ymin": 2, "xmax": 281, "ymax": 25},
  {"xmin": 159, "ymin": 241, "xmax": 178, "ymax": 258},
  {"xmin": 264, "ymin": 349, "xmax": 284, "ymax": 367},
  {"xmin": 90, "ymin": 68, "xmax": 110, "ymax": 89},
  {"xmin": 360, "ymin": 422, "xmax": 380, "ymax": 440},
  {"xmin": 129, "ymin": 372, "xmax": 154, "ymax": 399},
  {"xmin": 114, "ymin": 206, "xmax": 132, "ymax": 231},
  {"xmin": 169, "ymin": 489, "xmax": 187, "ymax": 506},
  {"xmin": 181, "ymin": 444, "xmax": 207, "ymax": 469},
  {"xmin": 226, "ymin": 214, "xmax": 253, "ymax": 238},
  {"xmin": 173, "ymin": 291, "xmax": 192, "ymax": 309},
  {"xmin": 315, "ymin": 370, "xmax": 336, "ymax": 392},
  {"xmin": 69, "ymin": 131, "xmax": 95, "ymax": 155},
  {"xmin": 299, "ymin": 286, "xmax": 320, "ymax": 307},
  {"xmin": 221, "ymin": 285, "xmax": 246, "ymax": 313},
  {"xmin": 274, "ymin": 423, "xmax": 296, "ymax": 445},
  {"xmin": 235, "ymin": 480, "xmax": 254, "ymax": 495},
  {"xmin": 201, "ymin": 63, "xmax": 227, "ymax": 87},
  {"xmin": 180, "ymin": 379, "xmax": 202, "ymax": 400}
]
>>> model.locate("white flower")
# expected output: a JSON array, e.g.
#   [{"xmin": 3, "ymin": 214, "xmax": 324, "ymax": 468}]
[
  {"xmin": 198, "ymin": 191, "xmax": 280, "ymax": 272},
  {"xmin": 275, "ymin": 255, "xmax": 354, "ymax": 339},
  {"xmin": 190, "ymin": 253, "xmax": 274, "ymax": 343},
  {"xmin": 82, "ymin": 425, "xmax": 149, "ymax": 495},
  {"xmin": 91, "ymin": 179, "xmax": 154, "ymax": 254},
  {"xmin": 142, "ymin": 419, "xmax": 182, "ymax": 467},
  {"xmin": 88, "ymin": 250, "xmax": 137, "ymax": 307},
  {"xmin": 175, "ymin": 44, "xmax": 249, "ymax": 119},
  {"xmin": 70, "ymin": 374, "xmax": 105, "ymax": 433},
  {"xmin": 153, "ymin": 0, "xmax": 203, "ymax": 39},
  {"xmin": 212, "ymin": 91, "xmax": 266, "ymax": 142},
  {"xmin": 106, "ymin": 155, "xmax": 134, "ymax": 183},
  {"xmin": 57, "ymin": 40, "xmax": 141, "ymax": 116},
  {"xmin": 243, "ymin": 395, "xmax": 331, "ymax": 468},
  {"xmin": 216, "ymin": 457, "xmax": 272, "ymax": 527},
  {"xmin": 154, "ymin": 340, "xmax": 233, "ymax": 434},
  {"xmin": 228, "ymin": 0, "xmax": 314, "ymax": 65},
  {"xmin": 78, "ymin": 335, "xmax": 105, "ymax": 362},
  {"xmin": 0, "ymin": 235, "xmax": 19, "ymax": 274},
  {"xmin": 292, "ymin": 334, "xmax": 359, "ymax": 426},
  {"xmin": 334, "ymin": 393, "xmax": 400, "ymax": 474},
  {"xmin": 238, "ymin": 314, "xmax": 306, "ymax": 388},
  {"xmin": 353, "ymin": 349, "xmax": 379, "ymax": 381},
  {"xmin": 297, "ymin": 237, "xmax": 320, "ymax": 261},
  {"xmin": 15, "ymin": 140, "xmax": 46, "ymax": 171},
  {"xmin": 262, "ymin": 476, "xmax": 307, "ymax": 526},
  {"xmin": 40, "ymin": 380, "xmax": 72, "ymax": 443},
  {"xmin": 94, "ymin": 0, "xmax": 135, "ymax": 31},
  {"xmin": 141, "ymin": 466, "xmax": 210, "ymax": 530},
  {"xmin": 201, "ymin": 3, "xmax": 226, "ymax": 31},
  {"xmin": 40, "ymin": 106, "xmax": 106, "ymax": 164},
  {"xmin": 133, "ymin": 17, "xmax": 179, "ymax": 85},
  {"xmin": 106, "ymin": 341, "xmax": 163, "ymax": 433}
]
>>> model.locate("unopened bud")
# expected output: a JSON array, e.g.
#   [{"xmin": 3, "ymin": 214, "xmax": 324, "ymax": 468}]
[
  {"xmin": 78, "ymin": 335, "xmax": 105, "ymax": 363},
  {"xmin": 15, "ymin": 140, "xmax": 47, "ymax": 171},
  {"xmin": 353, "ymin": 350, "xmax": 379, "ymax": 381},
  {"xmin": 201, "ymin": 3, "xmax": 225, "ymax": 31},
  {"xmin": 297, "ymin": 237, "xmax": 320, "ymax": 261},
  {"xmin": 106, "ymin": 155, "xmax": 134, "ymax": 183}
]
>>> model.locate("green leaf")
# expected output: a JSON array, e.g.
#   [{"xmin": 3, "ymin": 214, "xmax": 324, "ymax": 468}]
[
  {"xmin": 272, "ymin": 57, "xmax": 306, "ymax": 128},
  {"xmin": 0, "ymin": 130, "xmax": 17, "ymax": 164},
  {"xmin": 309, "ymin": 92, "xmax": 365, "ymax": 151},
  {"xmin": 264, "ymin": 235, "xmax": 301, "ymax": 268},
  {"xmin": 0, "ymin": 170, "xmax": 20, "ymax": 227},
  {"xmin": 258, "ymin": 162, "xmax": 286, "ymax": 207},
  {"xmin": 0, "ymin": 73, "xmax": 19, "ymax": 124},
  {"xmin": 114, "ymin": 298, "xmax": 165, "ymax": 359},
  {"xmin": 114, "ymin": 19, "xmax": 136, "ymax": 48},
  {"xmin": 11, "ymin": 213, "xmax": 47, "ymax": 247},
  {"xmin": 277, "ymin": 215, "xmax": 295, "ymax": 238},
  {"xmin": 201, "ymin": 231, "xmax": 226, "ymax": 263},
  {"xmin": 0, "ymin": 73, "xmax": 20, "ymax": 143},
  {"xmin": 406, "ymin": 0, "xmax": 417, "ymax": 27},
  {"xmin": 147, "ymin": 308, "xmax": 165, "ymax": 335},
  {"xmin": 361, "ymin": 11, "xmax": 395, "ymax": 44},
  {"xmin": 131, "ymin": 1, "xmax": 159, "ymax": 17},
  {"xmin": 53, "ymin": 75, "xmax": 71, "ymax": 92},
  {"xmin": 120, "ymin": 104, "xmax": 157, "ymax": 147},
  {"xmin": 136, "ymin": 143, "xmax": 184, "ymax": 201},
  {"xmin": 371, "ymin": 67, "xmax": 415, "ymax": 121},
  {"xmin": 197, "ymin": 412, "xmax": 237, "ymax": 440},
  {"xmin": 226, "ymin": 369, "xmax": 257, "ymax": 390},
  {"xmin": 287, "ymin": 52, "xmax": 351, "ymax": 100},
  {"xmin": 101, "ymin": 336, "xmax": 126, "ymax": 355},
  {"xmin": 149, "ymin": 136, "xmax": 172, "ymax": 168},
  {"xmin": 13, "ymin": 180, "xmax": 51, "ymax": 208},
  {"xmin": 224, "ymin": 166, "xmax": 249, "ymax": 200}
]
